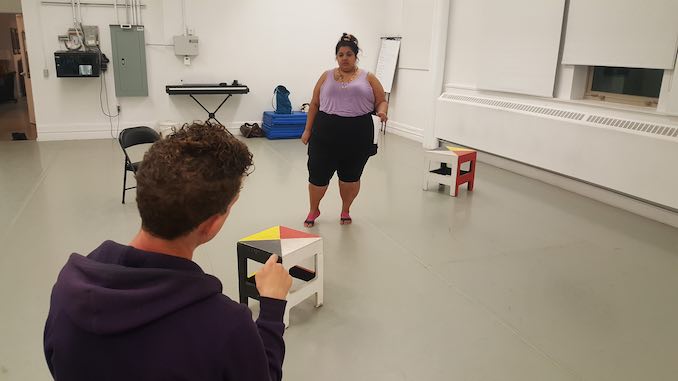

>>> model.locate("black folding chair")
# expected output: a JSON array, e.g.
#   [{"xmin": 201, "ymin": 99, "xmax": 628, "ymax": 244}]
[{"xmin": 118, "ymin": 126, "xmax": 160, "ymax": 204}]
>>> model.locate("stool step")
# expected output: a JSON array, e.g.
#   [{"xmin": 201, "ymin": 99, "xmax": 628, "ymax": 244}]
[
  {"xmin": 245, "ymin": 265, "xmax": 316, "ymax": 286},
  {"xmin": 430, "ymin": 168, "xmax": 471, "ymax": 176},
  {"xmin": 430, "ymin": 167, "xmax": 452, "ymax": 176}
]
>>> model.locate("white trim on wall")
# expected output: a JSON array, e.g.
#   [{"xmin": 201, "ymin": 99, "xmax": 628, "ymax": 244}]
[{"xmin": 385, "ymin": 120, "xmax": 423, "ymax": 142}]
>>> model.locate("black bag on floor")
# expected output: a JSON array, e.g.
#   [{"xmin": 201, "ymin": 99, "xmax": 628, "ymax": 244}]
[{"xmin": 240, "ymin": 122, "xmax": 264, "ymax": 138}]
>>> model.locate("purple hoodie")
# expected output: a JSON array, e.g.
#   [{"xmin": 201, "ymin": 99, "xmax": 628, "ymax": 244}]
[{"xmin": 44, "ymin": 240, "xmax": 286, "ymax": 381}]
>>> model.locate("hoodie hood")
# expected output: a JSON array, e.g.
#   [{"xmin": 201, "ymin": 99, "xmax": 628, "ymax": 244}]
[{"xmin": 50, "ymin": 240, "xmax": 222, "ymax": 335}]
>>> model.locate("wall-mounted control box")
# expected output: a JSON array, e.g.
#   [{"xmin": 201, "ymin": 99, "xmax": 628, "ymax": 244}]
[
  {"xmin": 173, "ymin": 35, "xmax": 199, "ymax": 56},
  {"xmin": 54, "ymin": 51, "xmax": 101, "ymax": 77}
]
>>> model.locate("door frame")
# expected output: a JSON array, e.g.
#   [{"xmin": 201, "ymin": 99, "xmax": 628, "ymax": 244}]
[{"xmin": 16, "ymin": 13, "xmax": 37, "ymax": 140}]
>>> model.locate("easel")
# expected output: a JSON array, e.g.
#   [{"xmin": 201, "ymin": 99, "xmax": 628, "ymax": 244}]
[{"xmin": 375, "ymin": 36, "xmax": 401, "ymax": 136}]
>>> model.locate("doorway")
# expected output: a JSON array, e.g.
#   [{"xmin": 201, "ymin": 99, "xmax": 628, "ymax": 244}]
[{"xmin": 0, "ymin": 12, "xmax": 37, "ymax": 141}]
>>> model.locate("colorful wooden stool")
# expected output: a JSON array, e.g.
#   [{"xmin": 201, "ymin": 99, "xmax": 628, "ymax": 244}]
[
  {"xmin": 237, "ymin": 226, "xmax": 324, "ymax": 327},
  {"xmin": 423, "ymin": 145, "xmax": 477, "ymax": 196}
]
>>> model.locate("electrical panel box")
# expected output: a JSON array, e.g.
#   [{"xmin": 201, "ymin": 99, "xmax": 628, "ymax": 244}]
[
  {"xmin": 54, "ymin": 51, "xmax": 101, "ymax": 77},
  {"xmin": 173, "ymin": 35, "xmax": 199, "ymax": 56},
  {"xmin": 110, "ymin": 25, "xmax": 148, "ymax": 97}
]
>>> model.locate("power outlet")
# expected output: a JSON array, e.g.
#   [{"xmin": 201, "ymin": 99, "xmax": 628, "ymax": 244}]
[{"xmin": 43, "ymin": 69, "xmax": 49, "ymax": 78}]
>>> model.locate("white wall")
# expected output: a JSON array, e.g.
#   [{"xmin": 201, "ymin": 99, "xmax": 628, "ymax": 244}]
[
  {"xmin": 444, "ymin": 0, "xmax": 678, "ymax": 113},
  {"xmin": 443, "ymin": 0, "xmax": 566, "ymax": 97},
  {"xmin": 388, "ymin": 69, "xmax": 430, "ymax": 140},
  {"xmin": 399, "ymin": 0, "xmax": 433, "ymax": 70},
  {"xmin": 442, "ymin": 0, "xmax": 477, "ymax": 89},
  {"xmin": 21, "ymin": 0, "xmax": 396, "ymax": 140},
  {"xmin": 384, "ymin": 0, "xmax": 439, "ymax": 142},
  {"xmin": 562, "ymin": 0, "xmax": 678, "ymax": 69},
  {"xmin": 0, "ymin": 0, "xmax": 21, "ymax": 13}
]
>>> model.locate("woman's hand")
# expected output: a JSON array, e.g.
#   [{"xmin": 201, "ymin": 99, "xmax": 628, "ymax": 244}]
[
  {"xmin": 301, "ymin": 129, "xmax": 312, "ymax": 145},
  {"xmin": 377, "ymin": 111, "xmax": 388, "ymax": 123}
]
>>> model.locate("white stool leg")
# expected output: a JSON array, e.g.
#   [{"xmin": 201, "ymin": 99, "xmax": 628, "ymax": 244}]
[
  {"xmin": 449, "ymin": 158, "xmax": 458, "ymax": 196},
  {"xmin": 422, "ymin": 158, "xmax": 431, "ymax": 190},
  {"xmin": 315, "ymin": 253, "xmax": 324, "ymax": 307}
]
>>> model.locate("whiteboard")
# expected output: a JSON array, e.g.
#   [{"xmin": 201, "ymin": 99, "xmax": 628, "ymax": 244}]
[{"xmin": 375, "ymin": 37, "xmax": 401, "ymax": 93}]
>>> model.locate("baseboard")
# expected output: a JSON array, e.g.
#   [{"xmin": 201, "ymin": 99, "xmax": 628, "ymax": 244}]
[
  {"xmin": 37, "ymin": 121, "xmax": 255, "ymax": 141},
  {"xmin": 473, "ymin": 149, "xmax": 678, "ymax": 228},
  {"xmin": 386, "ymin": 121, "xmax": 423, "ymax": 142}
]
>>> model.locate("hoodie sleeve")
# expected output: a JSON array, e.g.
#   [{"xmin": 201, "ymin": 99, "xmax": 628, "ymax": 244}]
[
  {"xmin": 43, "ymin": 310, "xmax": 55, "ymax": 377},
  {"xmin": 223, "ymin": 297, "xmax": 286, "ymax": 381}
]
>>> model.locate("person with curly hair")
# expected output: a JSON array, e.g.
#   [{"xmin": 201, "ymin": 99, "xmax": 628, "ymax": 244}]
[
  {"xmin": 44, "ymin": 122, "xmax": 292, "ymax": 381},
  {"xmin": 301, "ymin": 33, "xmax": 388, "ymax": 227}
]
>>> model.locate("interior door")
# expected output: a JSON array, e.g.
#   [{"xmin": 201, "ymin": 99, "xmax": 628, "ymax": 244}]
[{"xmin": 16, "ymin": 14, "xmax": 37, "ymax": 139}]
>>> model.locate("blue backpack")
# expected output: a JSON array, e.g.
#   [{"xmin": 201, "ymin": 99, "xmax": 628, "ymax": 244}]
[{"xmin": 273, "ymin": 85, "xmax": 292, "ymax": 114}]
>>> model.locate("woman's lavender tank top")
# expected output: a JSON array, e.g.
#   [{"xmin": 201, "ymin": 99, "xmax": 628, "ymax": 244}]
[{"xmin": 319, "ymin": 69, "xmax": 375, "ymax": 117}]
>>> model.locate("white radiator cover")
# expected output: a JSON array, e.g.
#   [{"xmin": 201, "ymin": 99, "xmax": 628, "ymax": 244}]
[{"xmin": 434, "ymin": 93, "xmax": 678, "ymax": 210}]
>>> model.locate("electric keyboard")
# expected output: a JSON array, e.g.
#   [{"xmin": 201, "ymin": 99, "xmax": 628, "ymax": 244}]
[
  {"xmin": 165, "ymin": 83, "xmax": 250, "ymax": 95},
  {"xmin": 164, "ymin": 81, "xmax": 249, "ymax": 126}
]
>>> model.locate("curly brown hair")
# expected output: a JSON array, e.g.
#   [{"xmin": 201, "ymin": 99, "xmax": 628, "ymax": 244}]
[{"xmin": 135, "ymin": 122, "xmax": 253, "ymax": 239}]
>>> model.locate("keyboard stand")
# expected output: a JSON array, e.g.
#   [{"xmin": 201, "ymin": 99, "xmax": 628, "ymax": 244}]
[{"xmin": 189, "ymin": 93, "xmax": 232, "ymax": 126}]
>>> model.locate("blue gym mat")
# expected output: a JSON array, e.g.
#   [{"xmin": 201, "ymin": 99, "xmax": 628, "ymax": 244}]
[{"xmin": 262, "ymin": 111, "xmax": 307, "ymax": 139}]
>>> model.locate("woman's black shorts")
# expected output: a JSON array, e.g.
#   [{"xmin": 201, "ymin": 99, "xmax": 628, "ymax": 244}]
[{"xmin": 307, "ymin": 111, "xmax": 377, "ymax": 186}]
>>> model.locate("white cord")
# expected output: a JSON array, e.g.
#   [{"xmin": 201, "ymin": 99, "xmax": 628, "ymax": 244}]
[
  {"xmin": 67, "ymin": 0, "xmax": 84, "ymax": 50},
  {"xmin": 114, "ymin": 0, "xmax": 119, "ymax": 25},
  {"xmin": 137, "ymin": 0, "xmax": 142, "ymax": 25},
  {"xmin": 125, "ymin": 0, "xmax": 130, "ymax": 24},
  {"xmin": 71, "ymin": 0, "xmax": 76, "ymax": 25},
  {"xmin": 181, "ymin": 0, "xmax": 186, "ymax": 35}
]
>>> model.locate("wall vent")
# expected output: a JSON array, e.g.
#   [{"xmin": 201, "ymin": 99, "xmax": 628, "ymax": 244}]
[{"xmin": 441, "ymin": 94, "xmax": 678, "ymax": 139}]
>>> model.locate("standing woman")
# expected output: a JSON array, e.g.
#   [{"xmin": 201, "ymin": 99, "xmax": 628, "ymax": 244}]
[{"xmin": 301, "ymin": 33, "xmax": 388, "ymax": 227}]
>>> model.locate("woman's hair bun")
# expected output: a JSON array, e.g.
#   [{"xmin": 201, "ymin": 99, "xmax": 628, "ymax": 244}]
[{"xmin": 341, "ymin": 33, "xmax": 358, "ymax": 46}]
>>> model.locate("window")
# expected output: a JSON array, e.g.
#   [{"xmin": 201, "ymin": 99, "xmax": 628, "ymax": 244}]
[{"xmin": 585, "ymin": 66, "xmax": 663, "ymax": 107}]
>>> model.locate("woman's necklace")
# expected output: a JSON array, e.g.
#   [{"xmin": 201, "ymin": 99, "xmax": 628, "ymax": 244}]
[{"xmin": 337, "ymin": 67, "xmax": 358, "ymax": 89}]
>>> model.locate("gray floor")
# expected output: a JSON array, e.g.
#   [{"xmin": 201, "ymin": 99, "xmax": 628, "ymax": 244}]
[{"xmin": 1, "ymin": 133, "xmax": 677, "ymax": 380}]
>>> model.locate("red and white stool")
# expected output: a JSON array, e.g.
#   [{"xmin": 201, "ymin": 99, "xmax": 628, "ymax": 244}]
[{"xmin": 423, "ymin": 145, "xmax": 477, "ymax": 196}]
